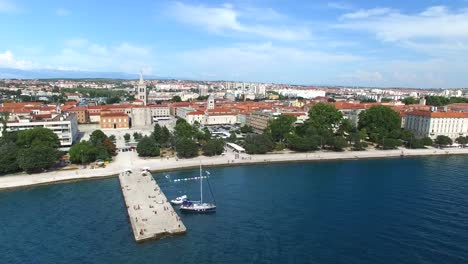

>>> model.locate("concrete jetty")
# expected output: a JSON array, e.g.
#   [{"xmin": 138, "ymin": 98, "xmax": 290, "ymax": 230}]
[{"xmin": 118, "ymin": 169, "xmax": 186, "ymax": 242}]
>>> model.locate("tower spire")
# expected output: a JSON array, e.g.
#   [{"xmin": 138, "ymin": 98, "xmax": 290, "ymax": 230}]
[{"xmin": 139, "ymin": 70, "xmax": 144, "ymax": 84}]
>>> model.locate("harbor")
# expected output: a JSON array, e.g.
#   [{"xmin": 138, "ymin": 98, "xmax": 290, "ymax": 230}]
[{"xmin": 118, "ymin": 168, "xmax": 186, "ymax": 242}]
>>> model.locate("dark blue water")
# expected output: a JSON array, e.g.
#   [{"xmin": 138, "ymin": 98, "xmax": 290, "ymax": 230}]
[{"xmin": 1, "ymin": 156, "xmax": 468, "ymax": 264}]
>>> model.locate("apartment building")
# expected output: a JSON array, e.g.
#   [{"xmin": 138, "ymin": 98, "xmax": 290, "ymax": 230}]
[
  {"xmin": 405, "ymin": 110, "xmax": 468, "ymax": 139},
  {"xmin": 3, "ymin": 112, "xmax": 79, "ymax": 147}
]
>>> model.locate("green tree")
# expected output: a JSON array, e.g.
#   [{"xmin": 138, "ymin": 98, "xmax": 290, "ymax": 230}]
[
  {"xmin": 227, "ymin": 132, "xmax": 237, "ymax": 143},
  {"xmin": 202, "ymin": 139, "xmax": 225, "ymax": 156},
  {"xmin": 240, "ymin": 125, "xmax": 253, "ymax": 134},
  {"xmin": 108, "ymin": 135, "xmax": 116, "ymax": 142},
  {"xmin": 455, "ymin": 136, "xmax": 468, "ymax": 145},
  {"xmin": 381, "ymin": 138, "xmax": 402, "ymax": 150},
  {"xmin": 174, "ymin": 119, "xmax": 197, "ymax": 139},
  {"xmin": 244, "ymin": 134, "xmax": 275, "ymax": 154},
  {"xmin": 88, "ymin": 130, "xmax": 115, "ymax": 159},
  {"xmin": 133, "ymin": 132, "xmax": 143, "ymax": 141},
  {"xmin": 89, "ymin": 130, "xmax": 108, "ymax": 146},
  {"xmin": 17, "ymin": 144, "xmax": 60, "ymax": 173},
  {"xmin": 425, "ymin": 96, "xmax": 450, "ymax": 106},
  {"xmin": 435, "ymin": 135, "xmax": 453, "ymax": 146},
  {"xmin": 0, "ymin": 142, "xmax": 20, "ymax": 174},
  {"xmin": 176, "ymin": 138, "xmax": 199, "ymax": 158},
  {"xmin": 171, "ymin": 95, "xmax": 182, "ymax": 102},
  {"xmin": 124, "ymin": 133, "xmax": 131, "ymax": 142},
  {"xmin": 106, "ymin": 96, "xmax": 121, "ymax": 104},
  {"xmin": 337, "ymin": 118, "xmax": 354, "ymax": 136},
  {"xmin": 16, "ymin": 127, "xmax": 60, "ymax": 148},
  {"xmin": 69, "ymin": 141, "xmax": 97, "ymax": 164},
  {"xmin": 286, "ymin": 134, "xmax": 320, "ymax": 152},
  {"xmin": 160, "ymin": 126, "xmax": 171, "ymax": 146},
  {"xmin": 358, "ymin": 106, "xmax": 402, "ymax": 143},
  {"xmin": 359, "ymin": 98, "xmax": 377, "ymax": 103},
  {"xmin": 136, "ymin": 136, "xmax": 161, "ymax": 157},
  {"xmin": 421, "ymin": 137, "xmax": 433, "ymax": 146},
  {"xmin": 267, "ymin": 115, "xmax": 296, "ymax": 142},
  {"xmin": 408, "ymin": 139, "xmax": 426, "ymax": 149},
  {"xmin": 306, "ymin": 102, "xmax": 343, "ymax": 136},
  {"xmin": 0, "ymin": 111, "xmax": 9, "ymax": 136},
  {"xmin": 402, "ymin": 97, "xmax": 418, "ymax": 105},
  {"xmin": 329, "ymin": 136, "xmax": 348, "ymax": 151},
  {"xmin": 152, "ymin": 123, "xmax": 162, "ymax": 144}
]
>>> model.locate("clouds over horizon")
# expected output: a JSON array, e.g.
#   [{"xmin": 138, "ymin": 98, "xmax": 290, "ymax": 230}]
[
  {"xmin": 1, "ymin": 1, "xmax": 468, "ymax": 88},
  {"xmin": 166, "ymin": 2, "xmax": 311, "ymax": 41}
]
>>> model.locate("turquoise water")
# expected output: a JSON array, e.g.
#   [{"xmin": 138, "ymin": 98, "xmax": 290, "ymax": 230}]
[{"xmin": 1, "ymin": 156, "xmax": 467, "ymax": 264}]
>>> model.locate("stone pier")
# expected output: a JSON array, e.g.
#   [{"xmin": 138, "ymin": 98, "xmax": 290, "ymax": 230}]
[{"xmin": 119, "ymin": 169, "xmax": 186, "ymax": 242}]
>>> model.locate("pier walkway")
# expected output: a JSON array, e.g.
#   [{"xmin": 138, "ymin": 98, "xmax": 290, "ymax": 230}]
[{"xmin": 118, "ymin": 169, "xmax": 186, "ymax": 242}]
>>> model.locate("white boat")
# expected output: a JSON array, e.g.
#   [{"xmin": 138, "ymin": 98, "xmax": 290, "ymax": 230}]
[
  {"xmin": 171, "ymin": 195, "xmax": 188, "ymax": 205},
  {"xmin": 180, "ymin": 164, "xmax": 216, "ymax": 213}
]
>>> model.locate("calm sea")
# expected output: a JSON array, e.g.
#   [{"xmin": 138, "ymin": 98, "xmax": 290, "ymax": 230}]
[{"xmin": 1, "ymin": 156, "xmax": 467, "ymax": 264}]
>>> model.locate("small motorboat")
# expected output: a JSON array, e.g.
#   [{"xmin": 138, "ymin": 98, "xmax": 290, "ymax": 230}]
[{"xmin": 171, "ymin": 195, "xmax": 188, "ymax": 205}]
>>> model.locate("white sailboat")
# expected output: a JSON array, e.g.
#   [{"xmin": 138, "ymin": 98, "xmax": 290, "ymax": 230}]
[{"xmin": 180, "ymin": 164, "xmax": 216, "ymax": 213}]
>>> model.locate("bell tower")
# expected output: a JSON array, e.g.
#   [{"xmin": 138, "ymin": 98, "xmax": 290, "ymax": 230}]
[{"xmin": 137, "ymin": 71, "xmax": 147, "ymax": 105}]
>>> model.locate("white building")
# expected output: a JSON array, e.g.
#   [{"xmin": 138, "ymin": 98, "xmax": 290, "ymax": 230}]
[
  {"xmin": 204, "ymin": 114, "xmax": 237, "ymax": 125},
  {"xmin": 207, "ymin": 95, "xmax": 215, "ymax": 110},
  {"xmin": 150, "ymin": 105, "xmax": 170, "ymax": 117},
  {"xmin": 405, "ymin": 110, "xmax": 468, "ymax": 139},
  {"xmin": 3, "ymin": 112, "xmax": 79, "ymax": 147},
  {"xmin": 199, "ymin": 85, "xmax": 208, "ymax": 96}
]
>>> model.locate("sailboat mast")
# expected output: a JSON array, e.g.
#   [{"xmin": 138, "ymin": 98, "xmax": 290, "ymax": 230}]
[{"xmin": 200, "ymin": 164, "xmax": 203, "ymax": 204}]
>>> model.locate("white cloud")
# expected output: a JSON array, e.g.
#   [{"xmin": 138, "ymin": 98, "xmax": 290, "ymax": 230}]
[
  {"xmin": 52, "ymin": 40, "xmax": 153, "ymax": 73},
  {"xmin": 327, "ymin": 2, "xmax": 354, "ymax": 11},
  {"xmin": 56, "ymin": 8, "xmax": 70, "ymax": 16},
  {"xmin": 340, "ymin": 7, "xmax": 396, "ymax": 20},
  {"xmin": 1, "ymin": 40, "xmax": 154, "ymax": 74},
  {"xmin": 167, "ymin": 2, "xmax": 311, "ymax": 41},
  {"xmin": 171, "ymin": 42, "xmax": 360, "ymax": 82},
  {"xmin": 0, "ymin": 50, "xmax": 36, "ymax": 69},
  {"xmin": 0, "ymin": 0, "xmax": 18, "ymax": 13},
  {"xmin": 336, "ymin": 6, "xmax": 468, "ymax": 42},
  {"xmin": 335, "ymin": 57, "xmax": 468, "ymax": 88}
]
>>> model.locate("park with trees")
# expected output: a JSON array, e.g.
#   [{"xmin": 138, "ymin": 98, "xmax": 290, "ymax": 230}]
[
  {"xmin": 0, "ymin": 126, "xmax": 63, "ymax": 174},
  {"xmin": 242, "ymin": 103, "xmax": 446, "ymax": 155}
]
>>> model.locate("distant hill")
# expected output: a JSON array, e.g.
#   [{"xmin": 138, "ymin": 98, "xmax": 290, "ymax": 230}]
[{"xmin": 0, "ymin": 68, "xmax": 167, "ymax": 80}]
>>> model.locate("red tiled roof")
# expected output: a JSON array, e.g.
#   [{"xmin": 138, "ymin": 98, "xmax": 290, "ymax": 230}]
[
  {"xmin": 100, "ymin": 112, "xmax": 129, "ymax": 117},
  {"xmin": 408, "ymin": 110, "xmax": 468, "ymax": 118}
]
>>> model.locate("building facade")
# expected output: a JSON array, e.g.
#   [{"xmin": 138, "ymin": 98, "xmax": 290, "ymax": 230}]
[
  {"xmin": 247, "ymin": 111, "xmax": 276, "ymax": 133},
  {"xmin": 100, "ymin": 112, "xmax": 130, "ymax": 129},
  {"xmin": 3, "ymin": 112, "xmax": 79, "ymax": 147},
  {"xmin": 405, "ymin": 111, "xmax": 468, "ymax": 139}
]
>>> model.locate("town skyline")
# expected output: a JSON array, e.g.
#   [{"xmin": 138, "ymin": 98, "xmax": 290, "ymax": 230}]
[{"xmin": 1, "ymin": 0, "xmax": 468, "ymax": 88}]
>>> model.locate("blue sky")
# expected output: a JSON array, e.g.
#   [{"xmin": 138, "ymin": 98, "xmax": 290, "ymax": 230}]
[{"xmin": 1, "ymin": 0, "xmax": 468, "ymax": 88}]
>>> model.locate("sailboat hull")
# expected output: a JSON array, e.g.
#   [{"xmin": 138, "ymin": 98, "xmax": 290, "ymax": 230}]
[{"xmin": 180, "ymin": 203, "xmax": 216, "ymax": 213}]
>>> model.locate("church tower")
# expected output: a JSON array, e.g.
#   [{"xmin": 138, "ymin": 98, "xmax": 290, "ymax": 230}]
[{"xmin": 137, "ymin": 71, "xmax": 147, "ymax": 105}]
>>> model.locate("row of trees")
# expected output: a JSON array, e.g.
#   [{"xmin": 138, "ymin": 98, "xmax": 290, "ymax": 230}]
[
  {"xmin": 68, "ymin": 130, "xmax": 116, "ymax": 164},
  {"xmin": 135, "ymin": 120, "xmax": 225, "ymax": 158},
  {"xmin": 242, "ymin": 103, "xmax": 444, "ymax": 155},
  {"xmin": 402, "ymin": 96, "xmax": 468, "ymax": 106}
]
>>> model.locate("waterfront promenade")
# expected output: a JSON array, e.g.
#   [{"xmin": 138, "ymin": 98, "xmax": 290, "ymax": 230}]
[
  {"xmin": 119, "ymin": 169, "xmax": 186, "ymax": 242},
  {"xmin": 1, "ymin": 147, "xmax": 468, "ymax": 190}
]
